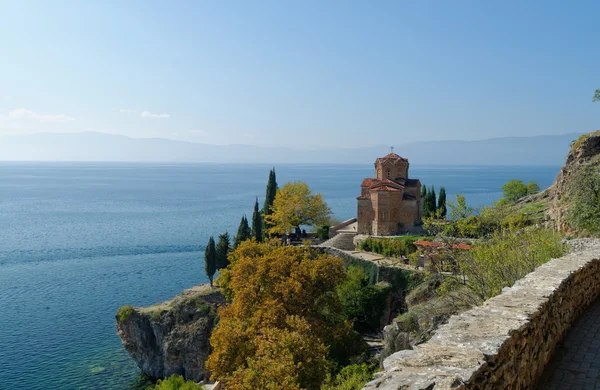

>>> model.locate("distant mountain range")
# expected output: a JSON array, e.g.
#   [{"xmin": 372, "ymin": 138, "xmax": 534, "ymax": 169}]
[{"xmin": 0, "ymin": 131, "xmax": 586, "ymax": 165}]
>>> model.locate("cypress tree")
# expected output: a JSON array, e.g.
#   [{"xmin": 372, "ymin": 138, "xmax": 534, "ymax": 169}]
[
  {"xmin": 429, "ymin": 185, "xmax": 437, "ymax": 216},
  {"xmin": 438, "ymin": 187, "xmax": 447, "ymax": 218},
  {"xmin": 215, "ymin": 232, "xmax": 231, "ymax": 270},
  {"xmin": 262, "ymin": 168, "xmax": 278, "ymax": 216},
  {"xmin": 262, "ymin": 168, "xmax": 278, "ymax": 235},
  {"xmin": 204, "ymin": 236, "xmax": 217, "ymax": 286},
  {"xmin": 234, "ymin": 215, "xmax": 251, "ymax": 248},
  {"xmin": 251, "ymin": 198, "xmax": 263, "ymax": 242},
  {"xmin": 421, "ymin": 183, "xmax": 427, "ymax": 199}
]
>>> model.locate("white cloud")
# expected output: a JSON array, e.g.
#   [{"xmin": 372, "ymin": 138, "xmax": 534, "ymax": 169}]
[
  {"xmin": 6, "ymin": 108, "xmax": 75, "ymax": 123},
  {"xmin": 141, "ymin": 111, "xmax": 170, "ymax": 119},
  {"xmin": 118, "ymin": 108, "xmax": 137, "ymax": 113}
]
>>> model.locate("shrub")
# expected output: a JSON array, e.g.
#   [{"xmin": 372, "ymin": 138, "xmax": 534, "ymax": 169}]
[
  {"xmin": 317, "ymin": 225, "xmax": 330, "ymax": 240},
  {"xmin": 321, "ymin": 363, "xmax": 375, "ymax": 390},
  {"xmin": 151, "ymin": 374, "xmax": 204, "ymax": 390},
  {"xmin": 567, "ymin": 164, "xmax": 600, "ymax": 234},
  {"xmin": 117, "ymin": 305, "xmax": 135, "ymax": 322},
  {"xmin": 358, "ymin": 237, "xmax": 418, "ymax": 258},
  {"xmin": 459, "ymin": 228, "xmax": 567, "ymax": 300}
]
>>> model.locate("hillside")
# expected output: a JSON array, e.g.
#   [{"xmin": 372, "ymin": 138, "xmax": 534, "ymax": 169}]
[{"xmin": 0, "ymin": 131, "xmax": 583, "ymax": 165}]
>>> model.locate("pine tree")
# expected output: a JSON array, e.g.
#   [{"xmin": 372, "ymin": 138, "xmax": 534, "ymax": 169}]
[
  {"xmin": 251, "ymin": 198, "xmax": 263, "ymax": 242},
  {"xmin": 215, "ymin": 232, "xmax": 231, "ymax": 270},
  {"xmin": 234, "ymin": 215, "xmax": 251, "ymax": 248},
  {"xmin": 262, "ymin": 168, "xmax": 278, "ymax": 234},
  {"xmin": 421, "ymin": 183, "xmax": 427, "ymax": 199},
  {"xmin": 437, "ymin": 187, "xmax": 447, "ymax": 218},
  {"xmin": 204, "ymin": 236, "xmax": 217, "ymax": 286}
]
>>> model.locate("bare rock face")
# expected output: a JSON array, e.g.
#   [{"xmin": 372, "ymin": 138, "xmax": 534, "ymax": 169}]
[{"xmin": 116, "ymin": 285, "xmax": 225, "ymax": 381}]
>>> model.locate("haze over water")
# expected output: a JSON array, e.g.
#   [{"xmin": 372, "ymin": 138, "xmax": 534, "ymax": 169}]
[{"xmin": 0, "ymin": 162, "xmax": 559, "ymax": 389}]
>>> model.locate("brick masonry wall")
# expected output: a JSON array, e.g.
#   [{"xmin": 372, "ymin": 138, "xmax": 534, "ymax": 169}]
[{"xmin": 363, "ymin": 249, "xmax": 600, "ymax": 390}]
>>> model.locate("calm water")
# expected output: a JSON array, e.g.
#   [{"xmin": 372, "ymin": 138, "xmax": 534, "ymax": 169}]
[{"xmin": 0, "ymin": 162, "xmax": 559, "ymax": 389}]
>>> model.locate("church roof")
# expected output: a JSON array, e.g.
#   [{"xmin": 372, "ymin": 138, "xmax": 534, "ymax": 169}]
[
  {"xmin": 376, "ymin": 152, "xmax": 408, "ymax": 163},
  {"xmin": 371, "ymin": 185, "xmax": 403, "ymax": 192}
]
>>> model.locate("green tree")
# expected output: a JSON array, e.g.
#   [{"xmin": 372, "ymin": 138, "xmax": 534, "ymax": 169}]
[
  {"xmin": 424, "ymin": 185, "xmax": 437, "ymax": 218},
  {"xmin": 420, "ymin": 183, "xmax": 427, "ymax": 199},
  {"xmin": 527, "ymin": 181, "xmax": 540, "ymax": 195},
  {"xmin": 501, "ymin": 179, "xmax": 538, "ymax": 202},
  {"xmin": 234, "ymin": 215, "xmax": 251, "ymax": 248},
  {"xmin": 215, "ymin": 232, "xmax": 231, "ymax": 270},
  {"xmin": 264, "ymin": 181, "xmax": 332, "ymax": 235},
  {"xmin": 593, "ymin": 89, "xmax": 600, "ymax": 102},
  {"xmin": 251, "ymin": 198, "xmax": 263, "ymax": 242},
  {"xmin": 437, "ymin": 186, "xmax": 447, "ymax": 218},
  {"xmin": 337, "ymin": 266, "xmax": 391, "ymax": 332},
  {"xmin": 262, "ymin": 168, "xmax": 278, "ymax": 235},
  {"xmin": 204, "ymin": 236, "xmax": 217, "ymax": 286},
  {"xmin": 447, "ymin": 194, "xmax": 474, "ymax": 220}
]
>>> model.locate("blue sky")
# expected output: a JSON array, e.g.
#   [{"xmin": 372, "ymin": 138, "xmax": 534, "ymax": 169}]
[{"xmin": 0, "ymin": 0, "xmax": 598, "ymax": 148}]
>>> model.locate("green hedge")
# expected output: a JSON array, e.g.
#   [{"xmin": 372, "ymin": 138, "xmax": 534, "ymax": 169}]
[{"xmin": 358, "ymin": 237, "xmax": 418, "ymax": 258}]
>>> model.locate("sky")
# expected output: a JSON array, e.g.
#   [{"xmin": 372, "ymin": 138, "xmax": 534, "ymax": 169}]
[{"xmin": 0, "ymin": 0, "xmax": 598, "ymax": 148}]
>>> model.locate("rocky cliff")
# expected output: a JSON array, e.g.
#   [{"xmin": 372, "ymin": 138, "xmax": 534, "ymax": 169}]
[
  {"xmin": 116, "ymin": 284, "xmax": 225, "ymax": 381},
  {"xmin": 528, "ymin": 130, "xmax": 600, "ymax": 231}
]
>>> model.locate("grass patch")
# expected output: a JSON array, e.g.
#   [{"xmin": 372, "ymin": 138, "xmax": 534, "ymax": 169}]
[
  {"xmin": 117, "ymin": 305, "xmax": 136, "ymax": 322},
  {"xmin": 572, "ymin": 130, "xmax": 600, "ymax": 151}
]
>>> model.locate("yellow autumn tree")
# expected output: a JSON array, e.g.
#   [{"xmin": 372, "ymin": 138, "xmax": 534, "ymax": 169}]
[
  {"xmin": 264, "ymin": 181, "xmax": 332, "ymax": 235},
  {"xmin": 207, "ymin": 241, "xmax": 364, "ymax": 390}
]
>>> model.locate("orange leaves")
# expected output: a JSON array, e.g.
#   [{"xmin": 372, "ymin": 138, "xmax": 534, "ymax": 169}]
[{"xmin": 207, "ymin": 242, "xmax": 348, "ymax": 389}]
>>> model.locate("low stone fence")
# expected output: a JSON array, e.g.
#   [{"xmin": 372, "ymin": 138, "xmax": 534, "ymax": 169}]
[{"xmin": 364, "ymin": 249, "xmax": 600, "ymax": 389}]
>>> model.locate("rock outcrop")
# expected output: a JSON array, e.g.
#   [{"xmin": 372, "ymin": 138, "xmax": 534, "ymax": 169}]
[
  {"xmin": 116, "ymin": 285, "xmax": 225, "ymax": 381},
  {"xmin": 530, "ymin": 130, "xmax": 600, "ymax": 231}
]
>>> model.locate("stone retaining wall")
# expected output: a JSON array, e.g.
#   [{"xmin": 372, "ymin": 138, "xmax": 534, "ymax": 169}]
[{"xmin": 364, "ymin": 249, "xmax": 600, "ymax": 389}]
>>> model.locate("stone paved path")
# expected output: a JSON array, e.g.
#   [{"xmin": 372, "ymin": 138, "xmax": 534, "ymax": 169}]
[{"xmin": 539, "ymin": 297, "xmax": 600, "ymax": 389}]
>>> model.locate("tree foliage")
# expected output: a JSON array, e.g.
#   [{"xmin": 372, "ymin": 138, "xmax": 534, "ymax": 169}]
[
  {"xmin": 207, "ymin": 242, "xmax": 365, "ymax": 390},
  {"xmin": 321, "ymin": 363, "xmax": 375, "ymax": 390},
  {"xmin": 264, "ymin": 181, "xmax": 332, "ymax": 234},
  {"xmin": 593, "ymin": 89, "xmax": 600, "ymax": 102},
  {"xmin": 204, "ymin": 236, "xmax": 216, "ymax": 286},
  {"xmin": 447, "ymin": 194, "xmax": 474, "ymax": 220},
  {"xmin": 234, "ymin": 215, "xmax": 251, "ymax": 248},
  {"xmin": 215, "ymin": 232, "xmax": 231, "ymax": 270},
  {"xmin": 262, "ymin": 168, "xmax": 278, "ymax": 234},
  {"xmin": 337, "ymin": 266, "xmax": 391, "ymax": 332},
  {"xmin": 423, "ymin": 185, "xmax": 437, "ymax": 218},
  {"xmin": 567, "ymin": 164, "xmax": 600, "ymax": 234},
  {"xmin": 437, "ymin": 187, "xmax": 447, "ymax": 218},
  {"xmin": 251, "ymin": 198, "xmax": 263, "ymax": 242},
  {"xmin": 501, "ymin": 179, "xmax": 539, "ymax": 203},
  {"xmin": 151, "ymin": 374, "xmax": 204, "ymax": 390}
]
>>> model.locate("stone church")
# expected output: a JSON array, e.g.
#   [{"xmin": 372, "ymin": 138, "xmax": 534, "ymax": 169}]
[{"xmin": 357, "ymin": 152, "xmax": 423, "ymax": 235}]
